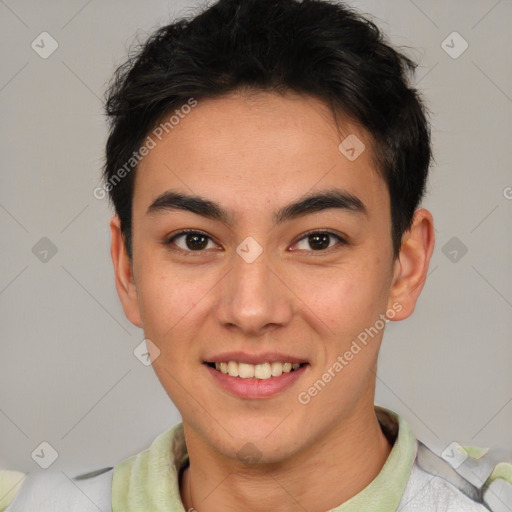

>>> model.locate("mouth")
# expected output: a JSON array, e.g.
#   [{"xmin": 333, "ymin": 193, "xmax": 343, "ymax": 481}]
[
  {"xmin": 203, "ymin": 359, "xmax": 309, "ymax": 399},
  {"xmin": 204, "ymin": 361, "xmax": 308, "ymax": 380}
]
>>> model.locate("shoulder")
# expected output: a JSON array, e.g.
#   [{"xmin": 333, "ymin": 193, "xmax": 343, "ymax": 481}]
[
  {"xmin": 0, "ymin": 467, "xmax": 113, "ymax": 512},
  {"xmin": 399, "ymin": 462, "xmax": 490, "ymax": 511},
  {"xmin": 0, "ymin": 471, "xmax": 26, "ymax": 512},
  {"xmin": 0, "ymin": 424, "xmax": 184, "ymax": 512},
  {"xmin": 399, "ymin": 440, "xmax": 512, "ymax": 512}
]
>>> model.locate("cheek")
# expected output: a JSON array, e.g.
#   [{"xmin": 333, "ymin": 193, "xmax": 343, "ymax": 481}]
[
  {"xmin": 292, "ymin": 262, "xmax": 388, "ymax": 337},
  {"xmin": 134, "ymin": 255, "xmax": 206, "ymax": 343}
]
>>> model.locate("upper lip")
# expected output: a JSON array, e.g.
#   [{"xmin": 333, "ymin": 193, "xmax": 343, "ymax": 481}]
[{"xmin": 204, "ymin": 351, "xmax": 308, "ymax": 365}]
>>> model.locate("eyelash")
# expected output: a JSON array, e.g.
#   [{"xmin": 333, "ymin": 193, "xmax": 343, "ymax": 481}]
[{"xmin": 164, "ymin": 228, "xmax": 347, "ymax": 255}]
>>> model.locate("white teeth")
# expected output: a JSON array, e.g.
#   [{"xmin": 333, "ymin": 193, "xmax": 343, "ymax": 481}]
[
  {"xmin": 227, "ymin": 361, "xmax": 238, "ymax": 377},
  {"xmin": 254, "ymin": 363, "xmax": 271, "ymax": 379},
  {"xmin": 211, "ymin": 361, "xmax": 305, "ymax": 379},
  {"xmin": 238, "ymin": 362, "xmax": 255, "ymax": 378},
  {"xmin": 271, "ymin": 361, "xmax": 283, "ymax": 377}
]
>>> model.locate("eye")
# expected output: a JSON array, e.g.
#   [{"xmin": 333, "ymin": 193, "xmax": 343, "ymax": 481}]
[
  {"xmin": 165, "ymin": 229, "xmax": 219, "ymax": 253},
  {"xmin": 291, "ymin": 230, "xmax": 347, "ymax": 252},
  {"xmin": 164, "ymin": 229, "xmax": 347, "ymax": 255}
]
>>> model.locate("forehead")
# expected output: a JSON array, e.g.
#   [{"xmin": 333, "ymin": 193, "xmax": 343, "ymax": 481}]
[{"xmin": 133, "ymin": 91, "xmax": 388, "ymax": 220}]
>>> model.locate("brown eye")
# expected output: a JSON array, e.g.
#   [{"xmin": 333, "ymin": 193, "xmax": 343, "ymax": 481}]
[
  {"xmin": 292, "ymin": 231, "xmax": 346, "ymax": 252},
  {"xmin": 308, "ymin": 233, "xmax": 330, "ymax": 250},
  {"xmin": 182, "ymin": 233, "xmax": 209, "ymax": 250},
  {"xmin": 166, "ymin": 230, "xmax": 217, "ymax": 252}
]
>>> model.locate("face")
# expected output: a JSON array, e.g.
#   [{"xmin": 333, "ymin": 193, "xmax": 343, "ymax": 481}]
[{"xmin": 112, "ymin": 90, "xmax": 430, "ymax": 463}]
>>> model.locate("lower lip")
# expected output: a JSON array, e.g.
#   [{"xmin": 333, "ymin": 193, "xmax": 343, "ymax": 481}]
[{"xmin": 204, "ymin": 364, "xmax": 308, "ymax": 399}]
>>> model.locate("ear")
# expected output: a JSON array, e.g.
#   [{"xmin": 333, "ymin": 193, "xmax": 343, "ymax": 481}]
[
  {"xmin": 386, "ymin": 208, "xmax": 435, "ymax": 321},
  {"xmin": 110, "ymin": 215, "xmax": 143, "ymax": 328}
]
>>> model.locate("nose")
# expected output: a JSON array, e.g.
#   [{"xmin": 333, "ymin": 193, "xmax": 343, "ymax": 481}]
[{"xmin": 214, "ymin": 245, "xmax": 294, "ymax": 337}]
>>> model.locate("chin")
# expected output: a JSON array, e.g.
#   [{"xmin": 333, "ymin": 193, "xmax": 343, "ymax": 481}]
[{"xmin": 222, "ymin": 423, "xmax": 308, "ymax": 463}]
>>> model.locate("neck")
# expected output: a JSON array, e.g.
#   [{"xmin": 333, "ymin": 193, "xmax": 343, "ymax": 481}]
[{"xmin": 180, "ymin": 404, "xmax": 393, "ymax": 512}]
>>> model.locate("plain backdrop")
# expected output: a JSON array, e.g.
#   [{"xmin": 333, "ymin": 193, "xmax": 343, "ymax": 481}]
[{"xmin": 0, "ymin": 0, "xmax": 511, "ymax": 475}]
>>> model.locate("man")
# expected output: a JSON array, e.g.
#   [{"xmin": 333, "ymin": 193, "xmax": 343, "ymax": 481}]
[{"xmin": 1, "ymin": 0, "xmax": 510, "ymax": 510}]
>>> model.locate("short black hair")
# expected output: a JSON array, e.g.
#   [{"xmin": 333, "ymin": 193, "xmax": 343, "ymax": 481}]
[{"xmin": 103, "ymin": 0, "xmax": 432, "ymax": 260}]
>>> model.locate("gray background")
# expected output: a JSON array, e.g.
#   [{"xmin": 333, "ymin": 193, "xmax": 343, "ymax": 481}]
[{"xmin": 0, "ymin": 0, "xmax": 511, "ymax": 476}]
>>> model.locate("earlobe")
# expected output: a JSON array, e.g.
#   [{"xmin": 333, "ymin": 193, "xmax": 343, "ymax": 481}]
[
  {"xmin": 110, "ymin": 216, "xmax": 143, "ymax": 328},
  {"xmin": 386, "ymin": 208, "xmax": 435, "ymax": 321}
]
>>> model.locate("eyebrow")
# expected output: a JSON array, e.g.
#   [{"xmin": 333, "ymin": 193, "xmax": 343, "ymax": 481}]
[{"xmin": 146, "ymin": 188, "xmax": 368, "ymax": 225}]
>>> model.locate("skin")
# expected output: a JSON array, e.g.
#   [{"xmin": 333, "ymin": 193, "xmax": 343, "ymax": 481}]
[{"xmin": 110, "ymin": 90, "xmax": 435, "ymax": 512}]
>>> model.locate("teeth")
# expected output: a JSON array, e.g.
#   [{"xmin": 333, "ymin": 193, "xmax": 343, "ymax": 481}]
[
  {"xmin": 238, "ymin": 362, "xmax": 255, "ymax": 378},
  {"xmin": 271, "ymin": 362, "xmax": 282, "ymax": 377},
  {"xmin": 212, "ymin": 361, "xmax": 304, "ymax": 380},
  {"xmin": 254, "ymin": 363, "xmax": 271, "ymax": 379},
  {"xmin": 227, "ymin": 361, "xmax": 238, "ymax": 377}
]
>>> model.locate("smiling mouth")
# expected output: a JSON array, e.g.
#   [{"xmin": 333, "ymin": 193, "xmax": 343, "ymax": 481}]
[{"xmin": 205, "ymin": 361, "xmax": 308, "ymax": 380}]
